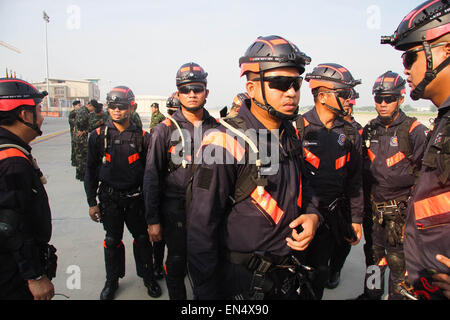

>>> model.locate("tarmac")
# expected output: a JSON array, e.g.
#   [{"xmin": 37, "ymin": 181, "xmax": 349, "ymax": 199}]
[{"xmin": 30, "ymin": 111, "xmax": 434, "ymax": 301}]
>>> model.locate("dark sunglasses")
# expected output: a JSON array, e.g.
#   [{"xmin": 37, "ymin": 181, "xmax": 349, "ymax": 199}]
[
  {"xmin": 374, "ymin": 95, "xmax": 399, "ymax": 104},
  {"xmin": 322, "ymin": 88, "xmax": 353, "ymax": 100},
  {"xmin": 401, "ymin": 42, "xmax": 447, "ymax": 69},
  {"xmin": 178, "ymin": 84, "xmax": 206, "ymax": 94},
  {"xmin": 252, "ymin": 76, "xmax": 303, "ymax": 92},
  {"xmin": 108, "ymin": 103, "xmax": 129, "ymax": 110}
]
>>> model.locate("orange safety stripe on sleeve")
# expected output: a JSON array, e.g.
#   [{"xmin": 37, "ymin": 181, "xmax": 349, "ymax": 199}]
[
  {"xmin": 168, "ymin": 145, "xmax": 176, "ymax": 154},
  {"xmin": 377, "ymin": 257, "xmax": 388, "ymax": 267},
  {"xmin": 96, "ymin": 127, "xmax": 101, "ymax": 135},
  {"xmin": 105, "ymin": 153, "xmax": 111, "ymax": 162},
  {"xmin": 251, "ymin": 188, "xmax": 284, "ymax": 224},
  {"xmin": 386, "ymin": 151, "xmax": 405, "ymax": 167},
  {"xmin": 128, "ymin": 153, "xmax": 140, "ymax": 164},
  {"xmin": 358, "ymin": 129, "xmax": 363, "ymax": 136},
  {"xmin": 196, "ymin": 131, "xmax": 245, "ymax": 162},
  {"xmin": 367, "ymin": 149, "xmax": 376, "ymax": 162},
  {"xmin": 303, "ymin": 148, "xmax": 320, "ymax": 169},
  {"xmin": 142, "ymin": 130, "xmax": 146, "ymax": 136},
  {"xmin": 0, "ymin": 148, "xmax": 30, "ymax": 163},
  {"xmin": 408, "ymin": 120, "xmax": 421, "ymax": 133},
  {"xmin": 335, "ymin": 152, "xmax": 350, "ymax": 170},
  {"xmin": 297, "ymin": 175, "xmax": 303, "ymax": 208},
  {"xmin": 414, "ymin": 191, "xmax": 450, "ymax": 221}
]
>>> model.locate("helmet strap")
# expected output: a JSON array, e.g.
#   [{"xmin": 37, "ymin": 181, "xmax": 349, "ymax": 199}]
[
  {"xmin": 411, "ymin": 41, "xmax": 450, "ymax": 101},
  {"xmin": 16, "ymin": 109, "xmax": 42, "ymax": 136},
  {"xmin": 180, "ymin": 99, "xmax": 206, "ymax": 112},
  {"xmin": 321, "ymin": 93, "xmax": 348, "ymax": 117},
  {"xmin": 253, "ymin": 70, "xmax": 298, "ymax": 121}
]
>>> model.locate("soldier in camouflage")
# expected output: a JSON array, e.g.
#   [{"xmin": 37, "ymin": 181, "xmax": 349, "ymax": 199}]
[
  {"xmin": 69, "ymin": 100, "xmax": 81, "ymax": 167},
  {"xmin": 88, "ymin": 101, "xmax": 108, "ymax": 132},
  {"xmin": 73, "ymin": 100, "xmax": 96, "ymax": 181}
]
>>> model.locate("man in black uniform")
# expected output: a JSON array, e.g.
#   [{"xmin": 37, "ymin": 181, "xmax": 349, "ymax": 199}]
[
  {"xmin": 357, "ymin": 71, "xmax": 428, "ymax": 300},
  {"xmin": 295, "ymin": 63, "xmax": 363, "ymax": 299},
  {"xmin": 381, "ymin": 0, "xmax": 450, "ymax": 300},
  {"xmin": 144, "ymin": 62, "xmax": 218, "ymax": 300},
  {"xmin": 187, "ymin": 35, "xmax": 321, "ymax": 300},
  {"xmin": 326, "ymin": 88, "xmax": 364, "ymax": 290},
  {"xmin": 0, "ymin": 78, "xmax": 56, "ymax": 300},
  {"xmin": 84, "ymin": 86, "xmax": 161, "ymax": 300}
]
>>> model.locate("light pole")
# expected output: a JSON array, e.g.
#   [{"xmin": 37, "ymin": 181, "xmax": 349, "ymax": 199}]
[{"xmin": 43, "ymin": 11, "xmax": 51, "ymax": 110}]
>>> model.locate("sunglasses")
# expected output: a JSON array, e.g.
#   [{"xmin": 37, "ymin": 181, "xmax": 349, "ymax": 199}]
[
  {"xmin": 178, "ymin": 84, "xmax": 206, "ymax": 94},
  {"xmin": 321, "ymin": 88, "xmax": 354, "ymax": 100},
  {"xmin": 401, "ymin": 42, "xmax": 447, "ymax": 69},
  {"xmin": 108, "ymin": 103, "xmax": 129, "ymax": 110},
  {"xmin": 374, "ymin": 95, "xmax": 399, "ymax": 104},
  {"xmin": 252, "ymin": 76, "xmax": 303, "ymax": 92}
]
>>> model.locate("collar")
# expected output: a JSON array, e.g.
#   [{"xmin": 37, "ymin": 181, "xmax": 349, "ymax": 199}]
[
  {"xmin": 304, "ymin": 107, "xmax": 347, "ymax": 130},
  {"xmin": 438, "ymin": 95, "xmax": 450, "ymax": 118},
  {"xmin": 172, "ymin": 108, "xmax": 214, "ymax": 125},
  {"xmin": 374, "ymin": 109, "xmax": 407, "ymax": 128},
  {"xmin": 0, "ymin": 126, "xmax": 32, "ymax": 152},
  {"xmin": 237, "ymin": 99, "xmax": 279, "ymax": 131},
  {"xmin": 106, "ymin": 119, "xmax": 138, "ymax": 132}
]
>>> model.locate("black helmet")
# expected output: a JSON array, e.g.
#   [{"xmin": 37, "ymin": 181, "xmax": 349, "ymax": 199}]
[
  {"xmin": 151, "ymin": 102, "xmax": 159, "ymax": 109},
  {"xmin": 305, "ymin": 63, "xmax": 362, "ymax": 90},
  {"xmin": 381, "ymin": 0, "xmax": 449, "ymax": 100},
  {"xmin": 305, "ymin": 63, "xmax": 361, "ymax": 117},
  {"xmin": 0, "ymin": 78, "xmax": 47, "ymax": 135},
  {"xmin": 166, "ymin": 93, "xmax": 181, "ymax": 115},
  {"xmin": 106, "ymin": 86, "xmax": 135, "ymax": 108},
  {"xmin": 372, "ymin": 71, "xmax": 406, "ymax": 96},
  {"xmin": 381, "ymin": 0, "xmax": 449, "ymax": 50},
  {"xmin": 239, "ymin": 35, "xmax": 311, "ymax": 76},
  {"xmin": 176, "ymin": 62, "xmax": 208, "ymax": 87},
  {"xmin": 239, "ymin": 35, "xmax": 311, "ymax": 120}
]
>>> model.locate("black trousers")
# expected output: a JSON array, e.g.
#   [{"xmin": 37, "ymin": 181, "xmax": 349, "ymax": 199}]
[
  {"xmin": 161, "ymin": 198, "xmax": 187, "ymax": 300},
  {"xmin": 0, "ymin": 255, "xmax": 33, "ymax": 300},
  {"xmin": 99, "ymin": 187, "xmax": 154, "ymax": 282}
]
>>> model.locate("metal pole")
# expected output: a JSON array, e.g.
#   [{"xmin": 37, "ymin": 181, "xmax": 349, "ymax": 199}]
[{"xmin": 43, "ymin": 11, "xmax": 51, "ymax": 110}]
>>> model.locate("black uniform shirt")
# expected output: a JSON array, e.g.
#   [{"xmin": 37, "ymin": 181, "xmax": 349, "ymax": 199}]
[
  {"xmin": 84, "ymin": 120, "xmax": 150, "ymax": 207},
  {"xmin": 0, "ymin": 127, "xmax": 52, "ymax": 279}
]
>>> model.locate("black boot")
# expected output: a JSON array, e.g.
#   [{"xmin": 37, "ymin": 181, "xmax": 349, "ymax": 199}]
[
  {"xmin": 100, "ymin": 279, "xmax": 119, "ymax": 300},
  {"xmin": 153, "ymin": 265, "xmax": 165, "ymax": 280},
  {"xmin": 144, "ymin": 278, "xmax": 162, "ymax": 298},
  {"xmin": 326, "ymin": 271, "xmax": 341, "ymax": 289}
]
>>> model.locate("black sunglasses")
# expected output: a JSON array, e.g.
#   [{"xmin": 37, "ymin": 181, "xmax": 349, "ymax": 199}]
[
  {"xmin": 374, "ymin": 95, "xmax": 399, "ymax": 104},
  {"xmin": 108, "ymin": 103, "xmax": 129, "ymax": 110},
  {"xmin": 252, "ymin": 76, "xmax": 303, "ymax": 92},
  {"xmin": 178, "ymin": 84, "xmax": 206, "ymax": 94},
  {"xmin": 321, "ymin": 88, "xmax": 353, "ymax": 100},
  {"xmin": 401, "ymin": 42, "xmax": 447, "ymax": 69}
]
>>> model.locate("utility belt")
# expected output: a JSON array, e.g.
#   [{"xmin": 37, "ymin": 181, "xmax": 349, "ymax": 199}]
[
  {"xmin": 371, "ymin": 195, "xmax": 408, "ymax": 225},
  {"xmin": 99, "ymin": 183, "xmax": 142, "ymax": 200},
  {"xmin": 226, "ymin": 251, "xmax": 316, "ymax": 300},
  {"xmin": 371, "ymin": 195, "xmax": 408, "ymax": 246}
]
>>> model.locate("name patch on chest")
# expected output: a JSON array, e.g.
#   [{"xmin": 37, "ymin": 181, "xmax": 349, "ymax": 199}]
[{"xmin": 390, "ymin": 136, "xmax": 399, "ymax": 147}]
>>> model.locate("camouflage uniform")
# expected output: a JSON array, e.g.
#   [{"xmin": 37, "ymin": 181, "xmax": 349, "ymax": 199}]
[
  {"xmin": 73, "ymin": 106, "xmax": 91, "ymax": 181},
  {"xmin": 149, "ymin": 110, "xmax": 165, "ymax": 131},
  {"xmin": 68, "ymin": 108, "xmax": 79, "ymax": 166},
  {"xmin": 88, "ymin": 111, "xmax": 108, "ymax": 132}
]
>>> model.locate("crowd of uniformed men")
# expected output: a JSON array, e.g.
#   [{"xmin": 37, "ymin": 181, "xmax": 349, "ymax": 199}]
[{"xmin": 0, "ymin": 0, "xmax": 449, "ymax": 301}]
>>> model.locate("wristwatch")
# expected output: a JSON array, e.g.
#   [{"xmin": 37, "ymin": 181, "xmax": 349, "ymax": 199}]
[{"xmin": 31, "ymin": 275, "xmax": 43, "ymax": 281}]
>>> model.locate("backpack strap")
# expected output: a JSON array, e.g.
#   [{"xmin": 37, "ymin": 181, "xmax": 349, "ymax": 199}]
[{"xmin": 396, "ymin": 116, "xmax": 417, "ymax": 159}]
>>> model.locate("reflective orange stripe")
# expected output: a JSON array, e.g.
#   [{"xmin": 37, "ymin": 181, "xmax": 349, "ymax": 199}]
[
  {"xmin": 386, "ymin": 151, "xmax": 405, "ymax": 167},
  {"xmin": 409, "ymin": 120, "xmax": 421, "ymax": 133},
  {"xmin": 358, "ymin": 129, "xmax": 363, "ymax": 136},
  {"xmin": 105, "ymin": 153, "xmax": 111, "ymax": 162},
  {"xmin": 367, "ymin": 149, "xmax": 376, "ymax": 162},
  {"xmin": 377, "ymin": 257, "xmax": 388, "ymax": 266},
  {"xmin": 197, "ymin": 131, "xmax": 245, "ymax": 162},
  {"xmin": 414, "ymin": 191, "xmax": 450, "ymax": 221},
  {"xmin": 304, "ymin": 148, "xmax": 320, "ymax": 169},
  {"xmin": 303, "ymin": 118, "xmax": 309, "ymax": 127},
  {"xmin": 269, "ymin": 38, "xmax": 288, "ymax": 46},
  {"xmin": 128, "ymin": 153, "xmax": 139, "ymax": 164},
  {"xmin": 96, "ymin": 127, "xmax": 101, "ymax": 135},
  {"xmin": 335, "ymin": 152, "xmax": 350, "ymax": 170},
  {"xmin": 0, "ymin": 148, "xmax": 30, "ymax": 163},
  {"xmin": 297, "ymin": 176, "xmax": 303, "ymax": 208},
  {"xmin": 168, "ymin": 145, "xmax": 176, "ymax": 154},
  {"xmin": 251, "ymin": 188, "xmax": 284, "ymax": 224}
]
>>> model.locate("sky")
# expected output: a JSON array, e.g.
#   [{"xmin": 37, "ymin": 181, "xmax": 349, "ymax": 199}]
[{"xmin": 0, "ymin": 0, "xmax": 431, "ymax": 110}]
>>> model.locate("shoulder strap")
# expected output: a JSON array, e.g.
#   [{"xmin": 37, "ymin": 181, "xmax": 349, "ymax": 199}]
[
  {"xmin": 397, "ymin": 117, "xmax": 417, "ymax": 158},
  {"xmin": 343, "ymin": 121, "xmax": 356, "ymax": 146}
]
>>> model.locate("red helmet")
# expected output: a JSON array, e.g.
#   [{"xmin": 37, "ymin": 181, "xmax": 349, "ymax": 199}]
[{"xmin": 0, "ymin": 78, "xmax": 47, "ymax": 112}]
